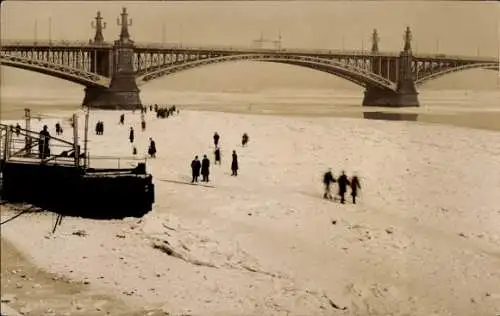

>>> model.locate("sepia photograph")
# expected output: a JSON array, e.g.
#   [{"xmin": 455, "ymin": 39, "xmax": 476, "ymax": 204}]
[{"xmin": 0, "ymin": 1, "xmax": 499, "ymax": 315}]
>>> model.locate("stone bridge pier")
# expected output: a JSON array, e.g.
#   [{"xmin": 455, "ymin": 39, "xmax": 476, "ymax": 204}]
[
  {"xmin": 83, "ymin": 8, "xmax": 142, "ymax": 110},
  {"xmin": 362, "ymin": 27, "xmax": 419, "ymax": 107}
]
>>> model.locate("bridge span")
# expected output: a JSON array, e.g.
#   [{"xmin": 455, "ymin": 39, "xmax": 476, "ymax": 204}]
[{"xmin": 1, "ymin": 8, "xmax": 498, "ymax": 109}]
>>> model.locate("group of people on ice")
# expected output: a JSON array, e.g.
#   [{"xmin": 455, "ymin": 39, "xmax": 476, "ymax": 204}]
[
  {"xmin": 190, "ymin": 132, "xmax": 244, "ymax": 183},
  {"xmin": 95, "ymin": 121, "xmax": 104, "ymax": 135},
  {"xmin": 137, "ymin": 104, "xmax": 179, "ymax": 119},
  {"xmin": 126, "ymin": 124, "xmax": 157, "ymax": 158},
  {"xmin": 323, "ymin": 169, "xmax": 361, "ymax": 204}
]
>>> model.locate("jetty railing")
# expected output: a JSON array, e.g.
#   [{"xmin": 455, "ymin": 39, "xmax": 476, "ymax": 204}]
[
  {"xmin": 0, "ymin": 123, "xmax": 77, "ymax": 166},
  {"xmin": 1, "ymin": 124, "xmax": 148, "ymax": 171}
]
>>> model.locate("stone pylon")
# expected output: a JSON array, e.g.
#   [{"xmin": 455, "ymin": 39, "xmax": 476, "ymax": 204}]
[
  {"xmin": 83, "ymin": 8, "xmax": 142, "ymax": 110},
  {"xmin": 362, "ymin": 26, "xmax": 419, "ymax": 107}
]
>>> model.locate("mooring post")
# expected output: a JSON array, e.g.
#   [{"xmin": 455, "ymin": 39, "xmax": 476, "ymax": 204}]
[
  {"xmin": 24, "ymin": 108, "xmax": 31, "ymax": 156},
  {"xmin": 83, "ymin": 107, "xmax": 90, "ymax": 168},
  {"xmin": 3, "ymin": 127, "xmax": 10, "ymax": 161},
  {"xmin": 72, "ymin": 113, "xmax": 79, "ymax": 167}
]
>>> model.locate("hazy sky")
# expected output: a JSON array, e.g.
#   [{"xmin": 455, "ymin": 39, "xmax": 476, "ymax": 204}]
[{"xmin": 1, "ymin": 1, "xmax": 499, "ymax": 92}]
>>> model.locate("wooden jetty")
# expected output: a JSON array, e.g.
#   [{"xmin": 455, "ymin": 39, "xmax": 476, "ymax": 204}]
[{"xmin": 0, "ymin": 114, "xmax": 155, "ymax": 219}]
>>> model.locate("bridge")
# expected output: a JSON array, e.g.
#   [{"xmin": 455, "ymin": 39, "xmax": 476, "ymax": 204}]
[{"xmin": 1, "ymin": 8, "xmax": 498, "ymax": 109}]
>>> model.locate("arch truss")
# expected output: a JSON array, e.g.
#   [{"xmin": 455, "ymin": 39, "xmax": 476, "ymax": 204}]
[
  {"xmin": 134, "ymin": 52, "xmax": 397, "ymax": 90},
  {"xmin": 0, "ymin": 50, "xmax": 110, "ymax": 87},
  {"xmin": 414, "ymin": 60, "xmax": 499, "ymax": 85}
]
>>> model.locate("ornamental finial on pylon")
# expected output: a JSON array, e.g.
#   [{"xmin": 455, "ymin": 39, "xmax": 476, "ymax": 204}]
[
  {"xmin": 91, "ymin": 11, "xmax": 106, "ymax": 44},
  {"xmin": 371, "ymin": 29, "xmax": 379, "ymax": 53},
  {"xmin": 404, "ymin": 26, "xmax": 412, "ymax": 52},
  {"xmin": 117, "ymin": 7, "xmax": 133, "ymax": 43}
]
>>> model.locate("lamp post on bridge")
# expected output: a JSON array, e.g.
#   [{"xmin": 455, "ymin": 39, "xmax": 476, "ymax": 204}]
[
  {"xmin": 179, "ymin": 24, "xmax": 183, "ymax": 47},
  {"xmin": 48, "ymin": 17, "xmax": 52, "ymax": 45},
  {"xmin": 91, "ymin": 11, "xmax": 107, "ymax": 44},
  {"xmin": 371, "ymin": 29, "xmax": 379, "ymax": 53},
  {"xmin": 34, "ymin": 19, "xmax": 38, "ymax": 44},
  {"xmin": 117, "ymin": 7, "xmax": 133, "ymax": 43},
  {"xmin": 162, "ymin": 23, "xmax": 166, "ymax": 45}
]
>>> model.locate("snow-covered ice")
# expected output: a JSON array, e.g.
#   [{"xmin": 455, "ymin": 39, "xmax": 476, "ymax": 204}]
[{"xmin": 1, "ymin": 109, "xmax": 500, "ymax": 315}]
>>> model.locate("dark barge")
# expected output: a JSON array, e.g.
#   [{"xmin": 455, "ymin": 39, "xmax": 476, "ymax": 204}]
[{"xmin": 0, "ymin": 121, "xmax": 154, "ymax": 219}]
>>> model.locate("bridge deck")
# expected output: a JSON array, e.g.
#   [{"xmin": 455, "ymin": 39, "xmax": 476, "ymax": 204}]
[{"xmin": 1, "ymin": 39, "xmax": 498, "ymax": 63}]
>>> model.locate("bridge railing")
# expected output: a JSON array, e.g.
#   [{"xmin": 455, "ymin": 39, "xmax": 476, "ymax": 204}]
[
  {"xmin": 412, "ymin": 53, "xmax": 499, "ymax": 62},
  {"xmin": 0, "ymin": 39, "xmax": 113, "ymax": 48},
  {"xmin": 84, "ymin": 155, "xmax": 148, "ymax": 170},
  {"xmin": 133, "ymin": 41, "xmax": 400, "ymax": 56}
]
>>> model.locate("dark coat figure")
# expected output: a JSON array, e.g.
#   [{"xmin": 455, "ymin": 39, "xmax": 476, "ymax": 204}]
[
  {"xmin": 323, "ymin": 169, "xmax": 336, "ymax": 200},
  {"xmin": 141, "ymin": 120, "xmax": 146, "ymax": 131},
  {"xmin": 129, "ymin": 127, "xmax": 134, "ymax": 143},
  {"xmin": 213, "ymin": 132, "xmax": 220, "ymax": 147},
  {"xmin": 241, "ymin": 133, "xmax": 249, "ymax": 147},
  {"xmin": 214, "ymin": 147, "xmax": 221, "ymax": 165},
  {"xmin": 95, "ymin": 122, "xmax": 100, "ymax": 135},
  {"xmin": 191, "ymin": 156, "xmax": 201, "ymax": 183},
  {"xmin": 133, "ymin": 146, "xmax": 137, "ymax": 155},
  {"xmin": 120, "ymin": 114, "xmax": 125, "ymax": 125},
  {"xmin": 150, "ymin": 105, "xmax": 153, "ymax": 111},
  {"xmin": 148, "ymin": 138, "xmax": 157, "ymax": 158},
  {"xmin": 201, "ymin": 155, "xmax": 210, "ymax": 182},
  {"xmin": 350, "ymin": 176, "xmax": 361, "ymax": 204},
  {"xmin": 38, "ymin": 125, "xmax": 51, "ymax": 159},
  {"xmin": 231, "ymin": 150, "xmax": 238, "ymax": 176},
  {"xmin": 99, "ymin": 121, "xmax": 104, "ymax": 135},
  {"xmin": 15, "ymin": 123, "xmax": 21, "ymax": 137},
  {"xmin": 55, "ymin": 123, "xmax": 62, "ymax": 135},
  {"xmin": 337, "ymin": 171, "xmax": 351, "ymax": 204}
]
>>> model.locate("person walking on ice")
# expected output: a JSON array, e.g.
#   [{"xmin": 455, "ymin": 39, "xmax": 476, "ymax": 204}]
[
  {"xmin": 201, "ymin": 154, "xmax": 210, "ymax": 182},
  {"xmin": 191, "ymin": 155, "xmax": 201, "ymax": 183},
  {"xmin": 322, "ymin": 169, "xmax": 336, "ymax": 200},
  {"xmin": 231, "ymin": 150, "xmax": 239, "ymax": 176},
  {"xmin": 129, "ymin": 127, "xmax": 134, "ymax": 143},
  {"xmin": 337, "ymin": 171, "xmax": 350, "ymax": 204},
  {"xmin": 213, "ymin": 132, "xmax": 220, "ymax": 147},
  {"xmin": 214, "ymin": 147, "xmax": 221, "ymax": 165},
  {"xmin": 148, "ymin": 137, "xmax": 157, "ymax": 158},
  {"xmin": 241, "ymin": 133, "xmax": 249, "ymax": 147},
  {"xmin": 350, "ymin": 174, "xmax": 361, "ymax": 204}
]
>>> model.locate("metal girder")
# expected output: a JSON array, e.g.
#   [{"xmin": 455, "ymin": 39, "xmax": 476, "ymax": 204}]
[
  {"xmin": 0, "ymin": 53, "xmax": 110, "ymax": 87},
  {"xmin": 415, "ymin": 62, "xmax": 499, "ymax": 85},
  {"xmin": 265, "ymin": 60, "xmax": 369, "ymax": 88},
  {"xmin": 136, "ymin": 53, "xmax": 396, "ymax": 90}
]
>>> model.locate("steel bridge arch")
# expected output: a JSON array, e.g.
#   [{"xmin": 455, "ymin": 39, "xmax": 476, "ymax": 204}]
[
  {"xmin": 415, "ymin": 62, "xmax": 499, "ymax": 86},
  {"xmin": 136, "ymin": 54, "xmax": 397, "ymax": 91},
  {"xmin": 0, "ymin": 53, "xmax": 110, "ymax": 88}
]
